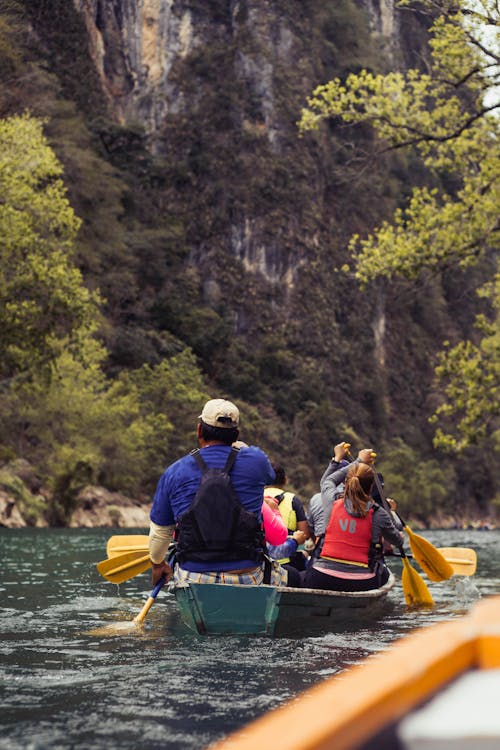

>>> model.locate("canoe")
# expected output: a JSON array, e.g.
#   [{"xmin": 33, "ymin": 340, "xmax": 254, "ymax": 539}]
[
  {"xmin": 171, "ymin": 572, "xmax": 395, "ymax": 636},
  {"xmin": 207, "ymin": 594, "xmax": 500, "ymax": 750}
]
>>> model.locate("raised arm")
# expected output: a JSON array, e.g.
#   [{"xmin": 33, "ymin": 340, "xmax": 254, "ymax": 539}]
[
  {"xmin": 372, "ymin": 507, "xmax": 405, "ymax": 548},
  {"xmin": 320, "ymin": 460, "xmax": 353, "ymax": 525}
]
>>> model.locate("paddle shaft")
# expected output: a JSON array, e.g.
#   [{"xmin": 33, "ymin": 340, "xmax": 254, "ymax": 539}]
[
  {"xmin": 134, "ymin": 575, "xmax": 167, "ymax": 624},
  {"xmin": 389, "ymin": 550, "xmax": 475, "ymax": 566},
  {"xmin": 370, "ymin": 472, "xmax": 408, "ymax": 558}
]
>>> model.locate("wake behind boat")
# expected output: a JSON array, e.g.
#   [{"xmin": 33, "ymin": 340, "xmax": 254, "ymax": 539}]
[{"xmin": 170, "ymin": 572, "xmax": 395, "ymax": 636}]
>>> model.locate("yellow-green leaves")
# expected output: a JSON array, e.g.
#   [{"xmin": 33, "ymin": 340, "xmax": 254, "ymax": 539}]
[
  {"xmin": 0, "ymin": 113, "xmax": 100, "ymax": 378},
  {"xmin": 300, "ymin": 1, "xmax": 499, "ymax": 452},
  {"xmin": 0, "ymin": 344, "xmax": 210, "ymax": 521},
  {"xmin": 432, "ymin": 273, "xmax": 500, "ymax": 452}
]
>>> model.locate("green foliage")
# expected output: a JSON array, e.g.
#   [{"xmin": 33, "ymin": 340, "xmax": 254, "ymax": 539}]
[
  {"xmin": 0, "ymin": 113, "xmax": 101, "ymax": 378},
  {"xmin": 300, "ymin": 0, "xmax": 500, "ymax": 454},
  {"xmin": 0, "ymin": 343, "xmax": 209, "ymax": 523},
  {"xmin": 121, "ymin": 349, "xmax": 211, "ymax": 464},
  {"xmin": 377, "ymin": 438, "xmax": 457, "ymax": 523},
  {"xmin": 432, "ymin": 274, "xmax": 500, "ymax": 451}
]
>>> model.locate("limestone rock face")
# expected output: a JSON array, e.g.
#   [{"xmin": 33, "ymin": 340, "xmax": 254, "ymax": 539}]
[
  {"xmin": 69, "ymin": 485, "xmax": 150, "ymax": 528},
  {"xmin": 72, "ymin": 1, "xmax": 402, "ymax": 289},
  {"xmin": 0, "ymin": 491, "xmax": 27, "ymax": 528},
  {"xmin": 75, "ymin": 0, "xmax": 199, "ymax": 131},
  {"xmin": 75, "ymin": 1, "xmax": 398, "ymax": 134}
]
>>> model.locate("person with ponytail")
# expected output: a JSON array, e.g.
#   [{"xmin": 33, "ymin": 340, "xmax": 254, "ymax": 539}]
[{"xmin": 302, "ymin": 450, "xmax": 403, "ymax": 591}]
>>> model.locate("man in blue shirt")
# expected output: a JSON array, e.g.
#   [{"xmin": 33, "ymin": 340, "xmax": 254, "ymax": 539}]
[{"xmin": 149, "ymin": 398, "xmax": 288, "ymax": 587}]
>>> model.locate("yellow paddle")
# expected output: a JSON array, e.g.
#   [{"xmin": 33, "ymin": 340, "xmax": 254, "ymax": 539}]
[
  {"xmin": 400, "ymin": 551, "xmax": 434, "ymax": 607},
  {"xmin": 397, "ymin": 521, "xmax": 454, "ymax": 582},
  {"xmin": 368, "ymin": 452, "xmax": 453, "ymax": 581},
  {"xmin": 105, "ymin": 534, "xmax": 475, "ymax": 579},
  {"xmin": 379, "ymin": 487, "xmax": 453, "ymax": 582},
  {"xmin": 371, "ymin": 472, "xmax": 434, "ymax": 606},
  {"xmin": 347, "ymin": 449, "xmax": 453, "ymax": 583},
  {"xmin": 341, "ymin": 447, "xmax": 433, "ymax": 607},
  {"xmin": 370, "ymin": 453, "xmax": 453, "ymax": 581},
  {"xmin": 97, "ymin": 550, "xmax": 152, "ymax": 583},
  {"xmin": 435, "ymin": 547, "xmax": 477, "ymax": 576},
  {"xmin": 107, "ymin": 535, "xmax": 149, "ymax": 558}
]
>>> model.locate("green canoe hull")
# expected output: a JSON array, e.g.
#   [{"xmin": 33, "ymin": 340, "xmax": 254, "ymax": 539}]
[{"xmin": 172, "ymin": 573, "xmax": 395, "ymax": 636}]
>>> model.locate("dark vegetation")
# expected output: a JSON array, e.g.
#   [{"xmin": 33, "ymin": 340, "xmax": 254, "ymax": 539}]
[{"xmin": 0, "ymin": 0, "xmax": 496, "ymax": 524}]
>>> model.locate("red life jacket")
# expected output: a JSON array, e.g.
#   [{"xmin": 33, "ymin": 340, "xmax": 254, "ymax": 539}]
[{"xmin": 322, "ymin": 498, "xmax": 374, "ymax": 564}]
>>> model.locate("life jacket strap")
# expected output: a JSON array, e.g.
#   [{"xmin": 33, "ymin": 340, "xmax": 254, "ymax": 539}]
[{"xmin": 321, "ymin": 555, "xmax": 369, "ymax": 568}]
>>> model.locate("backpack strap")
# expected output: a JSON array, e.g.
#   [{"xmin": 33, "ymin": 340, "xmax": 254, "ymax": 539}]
[
  {"xmin": 223, "ymin": 446, "xmax": 239, "ymax": 474},
  {"xmin": 263, "ymin": 554, "xmax": 272, "ymax": 585},
  {"xmin": 191, "ymin": 448, "xmax": 207, "ymax": 473},
  {"xmin": 191, "ymin": 446, "xmax": 239, "ymax": 474}
]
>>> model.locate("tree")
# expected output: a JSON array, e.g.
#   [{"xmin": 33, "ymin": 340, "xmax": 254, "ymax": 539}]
[
  {"xmin": 0, "ymin": 113, "xmax": 101, "ymax": 380},
  {"xmin": 0, "ymin": 342, "xmax": 209, "ymax": 522},
  {"xmin": 299, "ymin": 0, "xmax": 499, "ymax": 453}
]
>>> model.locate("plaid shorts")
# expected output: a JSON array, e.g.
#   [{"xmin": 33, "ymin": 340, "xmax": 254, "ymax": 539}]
[{"xmin": 173, "ymin": 560, "xmax": 289, "ymax": 587}]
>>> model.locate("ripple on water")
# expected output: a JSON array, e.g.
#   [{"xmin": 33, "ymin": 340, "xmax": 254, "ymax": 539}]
[{"xmin": 1, "ymin": 528, "xmax": 499, "ymax": 750}]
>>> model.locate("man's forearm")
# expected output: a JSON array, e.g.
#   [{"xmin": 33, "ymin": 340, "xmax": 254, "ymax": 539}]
[{"xmin": 149, "ymin": 521, "xmax": 175, "ymax": 563}]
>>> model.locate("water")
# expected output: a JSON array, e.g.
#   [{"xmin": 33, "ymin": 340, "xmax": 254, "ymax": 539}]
[{"xmin": 1, "ymin": 528, "xmax": 499, "ymax": 750}]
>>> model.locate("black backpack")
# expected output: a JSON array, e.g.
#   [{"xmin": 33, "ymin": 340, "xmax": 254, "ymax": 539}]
[{"xmin": 175, "ymin": 447, "xmax": 265, "ymax": 564}]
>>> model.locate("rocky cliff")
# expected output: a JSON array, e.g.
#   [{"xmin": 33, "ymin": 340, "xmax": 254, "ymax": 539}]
[
  {"xmin": 8, "ymin": 0, "xmax": 486, "ymax": 504},
  {"xmin": 76, "ymin": 1, "xmax": 405, "ymax": 131},
  {"xmin": 73, "ymin": 0, "xmax": 411, "ymax": 285}
]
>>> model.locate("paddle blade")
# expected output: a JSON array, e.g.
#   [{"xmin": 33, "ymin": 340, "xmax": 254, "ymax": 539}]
[
  {"xmin": 97, "ymin": 550, "xmax": 152, "ymax": 583},
  {"xmin": 404, "ymin": 526, "xmax": 454, "ymax": 582},
  {"xmin": 437, "ymin": 547, "xmax": 477, "ymax": 577},
  {"xmin": 106, "ymin": 535, "xmax": 149, "ymax": 558},
  {"xmin": 401, "ymin": 557, "xmax": 434, "ymax": 607}
]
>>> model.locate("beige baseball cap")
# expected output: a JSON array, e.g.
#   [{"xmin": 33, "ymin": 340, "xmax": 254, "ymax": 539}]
[{"xmin": 199, "ymin": 398, "xmax": 239, "ymax": 428}]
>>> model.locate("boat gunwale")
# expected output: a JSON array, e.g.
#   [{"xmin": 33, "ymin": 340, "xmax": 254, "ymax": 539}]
[{"xmin": 169, "ymin": 570, "xmax": 396, "ymax": 600}]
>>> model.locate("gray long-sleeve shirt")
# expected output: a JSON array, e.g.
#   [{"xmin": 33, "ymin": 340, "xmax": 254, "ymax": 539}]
[
  {"xmin": 320, "ymin": 460, "xmax": 351, "ymax": 526},
  {"xmin": 307, "ymin": 492, "xmax": 325, "ymax": 537}
]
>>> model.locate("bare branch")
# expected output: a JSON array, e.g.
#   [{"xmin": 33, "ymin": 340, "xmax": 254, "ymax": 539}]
[
  {"xmin": 464, "ymin": 30, "xmax": 500, "ymax": 64},
  {"xmin": 372, "ymin": 101, "xmax": 500, "ymax": 152}
]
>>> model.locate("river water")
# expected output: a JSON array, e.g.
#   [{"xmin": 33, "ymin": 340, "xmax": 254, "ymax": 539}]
[{"xmin": 1, "ymin": 527, "xmax": 499, "ymax": 750}]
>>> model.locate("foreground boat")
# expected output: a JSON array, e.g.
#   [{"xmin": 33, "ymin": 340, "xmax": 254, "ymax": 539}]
[
  {"xmin": 170, "ymin": 572, "xmax": 395, "ymax": 636},
  {"xmin": 207, "ymin": 594, "xmax": 500, "ymax": 750}
]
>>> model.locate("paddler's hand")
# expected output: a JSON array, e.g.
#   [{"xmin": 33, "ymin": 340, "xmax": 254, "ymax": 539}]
[
  {"xmin": 358, "ymin": 448, "xmax": 375, "ymax": 464},
  {"xmin": 333, "ymin": 441, "xmax": 350, "ymax": 462},
  {"xmin": 151, "ymin": 560, "xmax": 172, "ymax": 586},
  {"xmin": 292, "ymin": 530, "xmax": 306, "ymax": 545}
]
